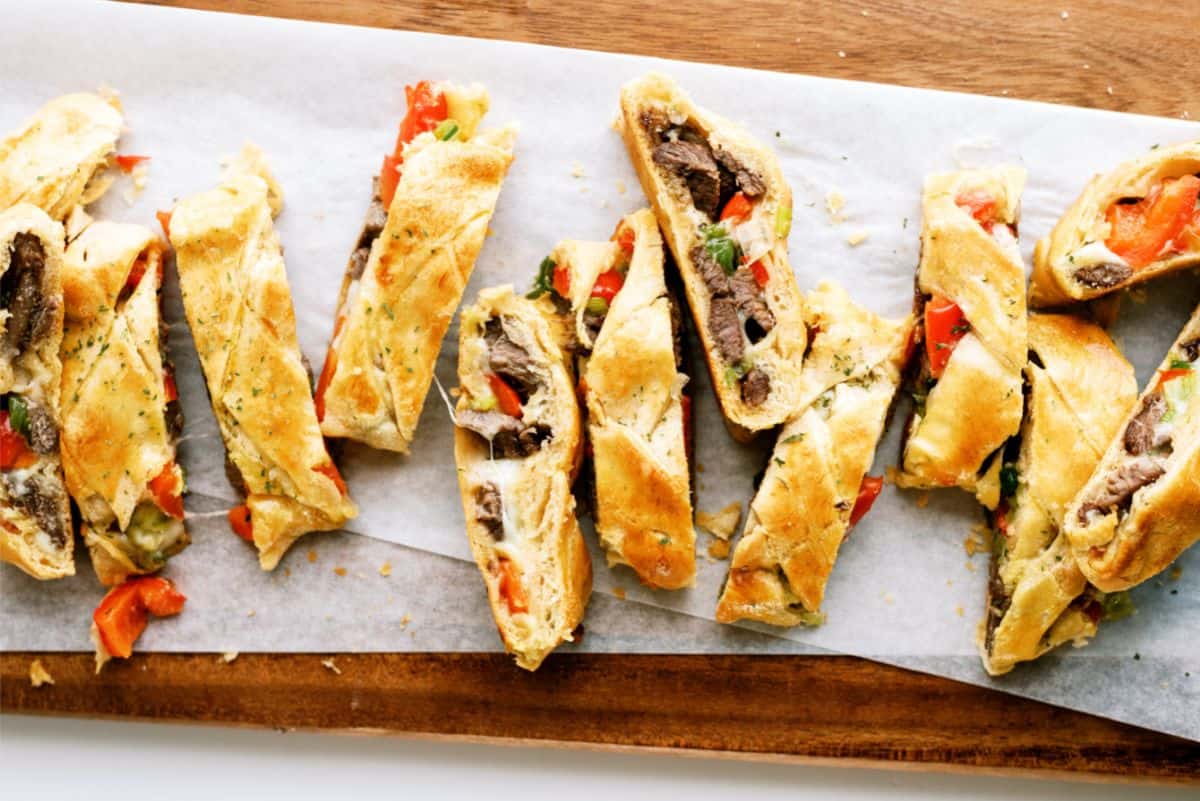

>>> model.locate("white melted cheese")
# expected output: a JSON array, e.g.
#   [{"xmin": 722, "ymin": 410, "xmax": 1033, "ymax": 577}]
[
  {"xmin": 1066, "ymin": 240, "xmax": 1129, "ymax": 270},
  {"xmin": 990, "ymin": 224, "xmax": 1022, "ymax": 267},
  {"xmin": 472, "ymin": 458, "xmax": 528, "ymax": 564}
]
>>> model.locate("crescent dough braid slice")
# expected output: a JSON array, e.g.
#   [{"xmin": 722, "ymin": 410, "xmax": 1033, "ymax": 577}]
[
  {"xmin": 0, "ymin": 204, "xmax": 72, "ymax": 579},
  {"xmin": 0, "ymin": 93, "xmax": 123, "ymax": 220},
  {"xmin": 533, "ymin": 209, "xmax": 694, "ymax": 589},
  {"xmin": 316, "ymin": 81, "xmax": 517, "ymax": 452},
  {"xmin": 897, "ymin": 167, "xmax": 1028, "ymax": 509},
  {"xmin": 1031, "ymin": 140, "xmax": 1200, "ymax": 307},
  {"xmin": 453, "ymin": 286, "xmax": 591, "ymax": 671},
  {"xmin": 716, "ymin": 281, "xmax": 912, "ymax": 626},
  {"xmin": 170, "ymin": 158, "xmax": 356, "ymax": 570},
  {"xmin": 1064, "ymin": 304, "xmax": 1200, "ymax": 591},
  {"xmin": 618, "ymin": 73, "xmax": 806, "ymax": 441},
  {"xmin": 60, "ymin": 218, "xmax": 189, "ymax": 586},
  {"xmin": 980, "ymin": 314, "xmax": 1138, "ymax": 675}
]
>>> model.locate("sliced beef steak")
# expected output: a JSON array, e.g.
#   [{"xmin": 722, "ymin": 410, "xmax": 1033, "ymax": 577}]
[
  {"xmin": 484, "ymin": 318, "xmax": 541, "ymax": 398},
  {"xmin": 1074, "ymin": 262, "xmax": 1132, "ymax": 289},
  {"xmin": 741, "ymin": 367, "xmax": 771, "ymax": 407},
  {"xmin": 652, "ymin": 140, "xmax": 722, "ymax": 220},
  {"xmin": 3, "ymin": 233, "xmax": 54, "ymax": 354},
  {"xmin": 24, "ymin": 399, "xmax": 58, "ymax": 454},
  {"xmin": 1180, "ymin": 337, "xmax": 1200, "ymax": 362},
  {"xmin": 1124, "ymin": 392, "xmax": 1166, "ymax": 455},
  {"xmin": 707, "ymin": 295, "xmax": 745, "ymax": 364},
  {"xmin": 474, "ymin": 482, "xmax": 504, "ymax": 539},
  {"xmin": 1077, "ymin": 456, "xmax": 1166, "ymax": 523},
  {"xmin": 3, "ymin": 471, "xmax": 68, "ymax": 549},
  {"xmin": 729, "ymin": 267, "xmax": 774, "ymax": 342},
  {"xmin": 714, "ymin": 147, "xmax": 766, "ymax": 198},
  {"xmin": 456, "ymin": 408, "xmax": 550, "ymax": 459},
  {"xmin": 690, "ymin": 242, "xmax": 731, "ymax": 297}
]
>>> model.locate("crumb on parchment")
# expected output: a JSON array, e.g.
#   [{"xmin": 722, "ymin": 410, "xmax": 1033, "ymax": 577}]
[
  {"xmin": 965, "ymin": 561, "xmax": 977, "ymax": 573},
  {"xmin": 707, "ymin": 538, "xmax": 731, "ymax": 560},
  {"xmin": 916, "ymin": 492, "xmax": 930, "ymax": 508},
  {"xmin": 955, "ymin": 605, "xmax": 965, "ymax": 617},
  {"xmin": 1169, "ymin": 565, "xmax": 1183, "ymax": 581},
  {"xmin": 825, "ymin": 190, "xmax": 846, "ymax": 224},
  {"xmin": 29, "ymin": 659, "xmax": 54, "ymax": 687},
  {"xmin": 696, "ymin": 502, "xmax": 741, "ymax": 541},
  {"xmin": 307, "ymin": 550, "xmax": 317, "ymax": 563},
  {"xmin": 845, "ymin": 230, "xmax": 869, "ymax": 246},
  {"xmin": 221, "ymin": 652, "xmax": 239, "ymax": 664},
  {"xmin": 379, "ymin": 562, "xmax": 392, "ymax": 577},
  {"xmin": 964, "ymin": 525, "xmax": 988, "ymax": 557},
  {"xmin": 615, "ymin": 180, "xmax": 627, "ymax": 195},
  {"xmin": 571, "ymin": 161, "xmax": 585, "ymax": 178},
  {"xmin": 399, "ymin": 614, "xmax": 411, "ymax": 629},
  {"xmin": 612, "ymin": 587, "xmax": 626, "ymax": 600},
  {"xmin": 321, "ymin": 658, "xmax": 341, "ymax": 675},
  {"xmin": 333, "ymin": 566, "xmax": 347, "ymax": 577}
]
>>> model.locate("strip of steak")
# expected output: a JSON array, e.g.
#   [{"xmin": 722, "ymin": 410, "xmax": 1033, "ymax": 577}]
[
  {"xmin": 729, "ymin": 267, "xmax": 774, "ymax": 342},
  {"xmin": 741, "ymin": 367, "xmax": 771, "ymax": 407},
  {"xmin": 1074, "ymin": 262, "xmax": 1132, "ymax": 289},
  {"xmin": 1123, "ymin": 392, "xmax": 1166, "ymax": 455},
  {"xmin": 1077, "ymin": 456, "xmax": 1166, "ymax": 524},
  {"xmin": 3, "ymin": 233, "xmax": 51, "ymax": 353},
  {"xmin": 484, "ymin": 318, "xmax": 541, "ymax": 398},
  {"xmin": 714, "ymin": 147, "xmax": 766, "ymax": 198},
  {"xmin": 474, "ymin": 482, "xmax": 504, "ymax": 539},
  {"xmin": 652, "ymin": 140, "xmax": 721, "ymax": 220},
  {"xmin": 707, "ymin": 295, "xmax": 745, "ymax": 364}
]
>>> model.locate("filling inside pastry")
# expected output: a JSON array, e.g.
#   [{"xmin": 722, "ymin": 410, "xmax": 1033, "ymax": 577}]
[
  {"xmin": 908, "ymin": 190, "xmax": 1019, "ymax": 476},
  {"xmin": 639, "ymin": 111, "xmax": 780, "ymax": 407},
  {"xmin": 457, "ymin": 313, "xmax": 558, "ymax": 617},
  {"xmin": 315, "ymin": 80, "xmax": 470, "ymax": 422},
  {"xmin": 1070, "ymin": 173, "xmax": 1200, "ymax": 288},
  {"xmin": 1, "ymin": 233, "xmax": 68, "ymax": 553},
  {"xmin": 1075, "ymin": 337, "xmax": 1199, "ymax": 530}
]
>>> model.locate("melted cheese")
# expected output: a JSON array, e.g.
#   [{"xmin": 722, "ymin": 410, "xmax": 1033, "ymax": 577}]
[{"xmin": 472, "ymin": 458, "xmax": 528, "ymax": 565}]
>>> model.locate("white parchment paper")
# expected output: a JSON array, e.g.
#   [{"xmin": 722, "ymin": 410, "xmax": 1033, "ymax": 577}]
[{"xmin": 2, "ymin": 0, "xmax": 1197, "ymax": 741}]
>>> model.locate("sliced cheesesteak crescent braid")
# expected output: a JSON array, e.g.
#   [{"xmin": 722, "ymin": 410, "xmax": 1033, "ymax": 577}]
[
  {"xmin": 0, "ymin": 93, "xmax": 123, "ymax": 220},
  {"xmin": 60, "ymin": 218, "xmax": 188, "ymax": 586},
  {"xmin": 169, "ymin": 155, "xmax": 356, "ymax": 570},
  {"xmin": 897, "ymin": 167, "xmax": 1027, "ymax": 510},
  {"xmin": 1064, "ymin": 305, "xmax": 1200, "ymax": 592},
  {"xmin": 716, "ymin": 281, "xmax": 912, "ymax": 626},
  {"xmin": 316, "ymin": 81, "xmax": 516, "ymax": 452},
  {"xmin": 981, "ymin": 314, "xmax": 1138, "ymax": 676},
  {"xmin": 618, "ymin": 73, "xmax": 806, "ymax": 441},
  {"xmin": 454, "ymin": 286, "xmax": 591, "ymax": 671},
  {"xmin": 531, "ymin": 209, "xmax": 694, "ymax": 589},
  {"xmin": 1031, "ymin": 140, "xmax": 1200, "ymax": 307},
  {"xmin": 0, "ymin": 204, "xmax": 72, "ymax": 579}
]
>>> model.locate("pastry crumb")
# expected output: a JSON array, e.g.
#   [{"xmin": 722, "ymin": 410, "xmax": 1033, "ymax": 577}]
[
  {"xmin": 836, "ymin": 50, "xmax": 846, "ymax": 58},
  {"xmin": 247, "ymin": 609, "xmax": 256, "ymax": 617},
  {"xmin": 284, "ymin": 567, "xmax": 291, "ymax": 577},
  {"xmin": 884, "ymin": 466, "xmax": 898, "ymax": 485},
  {"xmin": 615, "ymin": 180, "xmax": 627, "ymax": 195},
  {"xmin": 29, "ymin": 659, "xmax": 54, "ymax": 687},
  {"xmin": 599, "ymin": 198, "xmax": 609, "ymax": 209},
  {"xmin": 221, "ymin": 651, "xmax": 239, "ymax": 663},
  {"xmin": 1106, "ymin": 86, "xmax": 1114, "ymax": 96},
  {"xmin": 571, "ymin": 161, "xmax": 585, "ymax": 178},
  {"xmin": 965, "ymin": 561, "xmax": 978, "ymax": 573},
  {"xmin": 696, "ymin": 502, "xmax": 741, "ymax": 541},
  {"xmin": 963, "ymin": 525, "xmax": 988, "ymax": 557},
  {"xmin": 696, "ymin": 462, "xmax": 705, "ymax": 473},
  {"xmin": 399, "ymin": 614, "xmax": 411, "ymax": 629},
  {"xmin": 824, "ymin": 190, "xmax": 846, "ymax": 224},
  {"xmin": 612, "ymin": 587, "xmax": 626, "ymax": 600},
  {"xmin": 845, "ymin": 230, "xmax": 869, "ymax": 246},
  {"xmin": 333, "ymin": 566, "xmax": 347, "ymax": 577},
  {"xmin": 1060, "ymin": 10, "xmax": 1069, "ymax": 20},
  {"xmin": 379, "ymin": 562, "xmax": 392, "ymax": 577},
  {"xmin": 1169, "ymin": 565, "xmax": 1183, "ymax": 581},
  {"xmin": 881, "ymin": 592, "xmax": 895, "ymax": 605},
  {"xmin": 955, "ymin": 605, "xmax": 965, "ymax": 617},
  {"xmin": 307, "ymin": 550, "xmax": 317, "ymax": 563},
  {"xmin": 916, "ymin": 492, "xmax": 930, "ymax": 508},
  {"xmin": 321, "ymin": 658, "xmax": 341, "ymax": 675},
  {"xmin": 707, "ymin": 538, "xmax": 731, "ymax": 560}
]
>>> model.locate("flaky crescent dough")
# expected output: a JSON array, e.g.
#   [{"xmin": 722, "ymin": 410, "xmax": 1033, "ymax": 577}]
[
  {"xmin": 1063, "ymin": 305, "xmax": 1200, "ymax": 592},
  {"xmin": 318, "ymin": 98, "xmax": 516, "ymax": 452},
  {"xmin": 60, "ymin": 219, "xmax": 188, "ymax": 586},
  {"xmin": 1031, "ymin": 140, "xmax": 1200, "ymax": 307},
  {"xmin": 980, "ymin": 314, "xmax": 1137, "ymax": 675},
  {"xmin": 0, "ymin": 203, "xmax": 72, "ymax": 579},
  {"xmin": 170, "ymin": 166, "xmax": 356, "ymax": 570},
  {"xmin": 617, "ymin": 73, "xmax": 806, "ymax": 441},
  {"xmin": 897, "ymin": 167, "xmax": 1027, "ymax": 509},
  {"xmin": 0, "ymin": 93, "xmax": 122, "ymax": 220},
  {"xmin": 716, "ymin": 281, "xmax": 912, "ymax": 626},
  {"xmin": 453, "ymin": 287, "xmax": 591, "ymax": 671},
  {"xmin": 548, "ymin": 209, "xmax": 694, "ymax": 589}
]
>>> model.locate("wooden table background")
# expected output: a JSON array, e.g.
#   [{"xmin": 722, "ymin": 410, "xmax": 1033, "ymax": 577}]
[{"xmin": 4, "ymin": 0, "xmax": 1200, "ymax": 784}]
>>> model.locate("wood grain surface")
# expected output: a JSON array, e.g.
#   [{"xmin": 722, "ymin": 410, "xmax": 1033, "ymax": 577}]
[
  {"xmin": 5, "ymin": 652, "xmax": 1200, "ymax": 783},
  {"xmin": 5, "ymin": 0, "xmax": 1199, "ymax": 784}
]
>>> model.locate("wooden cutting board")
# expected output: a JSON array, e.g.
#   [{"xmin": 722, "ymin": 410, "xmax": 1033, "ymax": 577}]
[{"xmin": 4, "ymin": 0, "xmax": 1199, "ymax": 784}]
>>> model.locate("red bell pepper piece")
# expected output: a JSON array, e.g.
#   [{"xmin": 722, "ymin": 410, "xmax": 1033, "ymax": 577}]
[
  {"xmin": 115, "ymin": 154, "xmax": 150, "ymax": 174},
  {"xmin": 590, "ymin": 269, "xmax": 625, "ymax": 303},
  {"xmin": 496, "ymin": 558, "xmax": 529, "ymax": 614},
  {"xmin": 849, "ymin": 475, "xmax": 884, "ymax": 527},
  {"xmin": 924, "ymin": 294, "xmax": 969, "ymax": 379},
  {"xmin": 228, "ymin": 504, "xmax": 254, "ymax": 541},
  {"xmin": 155, "ymin": 210, "xmax": 172, "ymax": 239},
  {"xmin": 380, "ymin": 82, "xmax": 448, "ymax": 208},
  {"xmin": 1106, "ymin": 175, "xmax": 1200, "ymax": 268},
  {"xmin": 748, "ymin": 258, "xmax": 769, "ymax": 288},
  {"xmin": 955, "ymin": 190, "xmax": 997, "ymax": 232},
  {"xmin": 552, "ymin": 264, "xmax": 571, "ymax": 297},
  {"xmin": 1155, "ymin": 366, "xmax": 1192, "ymax": 390},
  {"xmin": 92, "ymin": 577, "xmax": 186, "ymax": 660},
  {"xmin": 488, "ymin": 373, "xmax": 523, "ymax": 417},
  {"xmin": 0, "ymin": 411, "xmax": 36, "ymax": 471},
  {"xmin": 313, "ymin": 461, "xmax": 349, "ymax": 496},
  {"xmin": 720, "ymin": 191, "xmax": 754, "ymax": 224},
  {"xmin": 614, "ymin": 224, "xmax": 636, "ymax": 256},
  {"xmin": 148, "ymin": 461, "xmax": 184, "ymax": 520},
  {"xmin": 163, "ymin": 370, "xmax": 178, "ymax": 404}
]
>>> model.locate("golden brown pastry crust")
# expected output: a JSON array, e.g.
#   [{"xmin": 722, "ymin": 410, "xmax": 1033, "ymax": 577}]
[
  {"xmin": 617, "ymin": 73, "xmax": 806, "ymax": 441},
  {"xmin": 716, "ymin": 281, "xmax": 912, "ymax": 626},
  {"xmin": 318, "ymin": 98, "xmax": 516, "ymax": 452},
  {"xmin": 0, "ymin": 204, "xmax": 72, "ymax": 579},
  {"xmin": 1031, "ymin": 140, "xmax": 1200, "ymax": 307},
  {"xmin": 980, "ymin": 314, "xmax": 1137, "ymax": 675},
  {"xmin": 60, "ymin": 218, "xmax": 188, "ymax": 586},
  {"xmin": 897, "ymin": 167, "xmax": 1027, "ymax": 509},
  {"xmin": 550, "ymin": 209, "xmax": 694, "ymax": 589},
  {"xmin": 1063, "ymin": 305, "xmax": 1200, "ymax": 591},
  {"xmin": 453, "ymin": 286, "xmax": 591, "ymax": 670},
  {"xmin": 170, "ymin": 168, "xmax": 356, "ymax": 570},
  {"xmin": 0, "ymin": 93, "xmax": 122, "ymax": 220}
]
